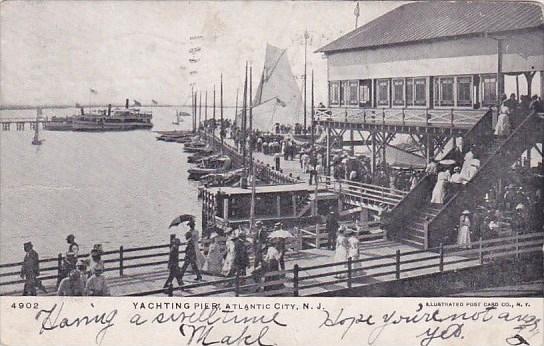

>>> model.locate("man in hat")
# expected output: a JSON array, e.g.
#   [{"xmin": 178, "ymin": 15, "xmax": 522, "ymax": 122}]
[
  {"xmin": 326, "ymin": 211, "xmax": 338, "ymax": 250},
  {"xmin": 163, "ymin": 237, "xmax": 185, "ymax": 289},
  {"xmin": 57, "ymin": 270, "xmax": 84, "ymax": 296},
  {"xmin": 86, "ymin": 266, "xmax": 110, "ymax": 296},
  {"xmin": 233, "ymin": 232, "xmax": 250, "ymax": 277},
  {"xmin": 20, "ymin": 242, "xmax": 46, "ymax": 295},
  {"xmin": 253, "ymin": 221, "xmax": 267, "ymax": 269},
  {"xmin": 512, "ymin": 204, "xmax": 528, "ymax": 235},
  {"xmin": 179, "ymin": 231, "xmax": 203, "ymax": 282},
  {"xmin": 57, "ymin": 251, "xmax": 77, "ymax": 287},
  {"xmin": 66, "ymin": 234, "xmax": 79, "ymax": 257}
]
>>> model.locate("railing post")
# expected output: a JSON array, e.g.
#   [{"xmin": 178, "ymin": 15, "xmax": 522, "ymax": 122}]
[
  {"xmin": 439, "ymin": 243, "xmax": 444, "ymax": 272},
  {"xmin": 450, "ymin": 108, "xmax": 454, "ymax": 127},
  {"xmin": 119, "ymin": 246, "xmax": 124, "ymax": 276},
  {"xmin": 234, "ymin": 272, "xmax": 240, "ymax": 297},
  {"xmin": 347, "ymin": 257, "xmax": 352, "ymax": 288},
  {"xmin": 57, "ymin": 253, "xmax": 63, "ymax": 288},
  {"xmin": 315, "ymin": 224, "xmax": 320, "ymax": 249},
  {"xmin": 479, "ymin": 237, "xmax": 483, "ymax": 264},
  {"xmin": 170, "ymin": 234, "xmax": 175, "ymax": 246},
  {"xmin": 395, "ymin": 250, "xmax": 401, "ymax": 280},
  {"xmin": 293, "ymin": 264, "xmax": 299, "ymax": 297},
  {"xmin": 515, "ymin": 231, "xmax": 519, "ymax": 260},
  {"xmin": 167, "ymin": 284, "xmax": 174, "ymax": 297},
  {"xmin": 402, "ymin": 108, "xmax": 405, "ymax": 126}
]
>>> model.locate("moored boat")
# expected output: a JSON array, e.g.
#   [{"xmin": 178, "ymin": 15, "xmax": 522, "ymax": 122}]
[
  {"xmin": 72, "ymin": 99, "xmax": 153, "ymax": 131},
  {"xmin": 188, "ymin": 155, "xmax": 232, "ymax": 180}
]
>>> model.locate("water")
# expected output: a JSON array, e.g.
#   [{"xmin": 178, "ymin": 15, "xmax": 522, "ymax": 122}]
[{"xmin": 0, "ymin": 106, "xmax": 200, "ymax": 263}]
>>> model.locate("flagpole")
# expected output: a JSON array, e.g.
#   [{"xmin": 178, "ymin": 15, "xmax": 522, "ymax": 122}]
[
  {"xmin": 249, "ymin": 65, "xmax": 256, "ymax": 232},
  {"xmin": 234, "ymin": 88, "xmax": 239, "ymax": 127},
  {"xmin": 355, "ymin": 1, "xmax": 360, "ymax": 30},
  {"xmin": 198, "ymin": 91, "xmax": 202, "ymax": 130},
  {"xmin": 205, "ymin": 90, "xmax": 208, "ymax": 136},
  {"xmin": 311, "ymin": 69, "xmax": 315, "ymax": 147}
]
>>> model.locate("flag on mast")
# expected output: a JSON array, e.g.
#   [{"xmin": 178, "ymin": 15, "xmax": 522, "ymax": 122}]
[{"xmin": 90, "ymin": 88, "xmax": 98, "ymax": 94}]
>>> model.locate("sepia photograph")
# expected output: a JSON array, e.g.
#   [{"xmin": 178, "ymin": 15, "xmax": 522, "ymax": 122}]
[{"xmin": 1, "ymin": 0, "xmax": 543, "ymax": 302}]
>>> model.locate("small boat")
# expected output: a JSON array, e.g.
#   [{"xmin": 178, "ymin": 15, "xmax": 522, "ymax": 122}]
[
  {"xmin": 187, "ymin": 149, "xmax": 215, "ymax": 163},
  {"xmin": 183, "ymin": 141, "xmax": 208, "ymax": 153},
  {"xmin": 188, "ymin": 155, "xmax": 232, "ymax": 180},
  {"xmin": 172, "ymin": 111, "xmax": 184, "ymax": 125}
]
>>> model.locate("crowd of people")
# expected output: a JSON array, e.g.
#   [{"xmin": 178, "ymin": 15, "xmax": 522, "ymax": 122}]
[{"xmin": 20, "ymin": 234, "xmax": 110, "ymax": 296}]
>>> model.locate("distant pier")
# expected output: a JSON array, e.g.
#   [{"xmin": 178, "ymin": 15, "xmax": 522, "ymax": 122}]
[{"xmin": 0, "ymin": 117, "xmax": 49, "ymax": 131}]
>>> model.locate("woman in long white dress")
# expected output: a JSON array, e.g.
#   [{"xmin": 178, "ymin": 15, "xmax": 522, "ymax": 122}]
[
  {"xmin": 203, "ymin": 233, "xmax": 224, "ymax": 275},
  {"xmin": 191, "ymin": 230, "xmax": 206, "ymax": 270},
  {"xmin": 346, "ymin": 230, "xmax": 363, "ymax": 276},
  {"xmin": 431, "ymin": 168, "xmax": 451, "ymax": 204},
  {"xmin": 460, "ymin": 150, "xmax": 474, "ymax": 179},
  {"xmin": 457, "ymin": 210, "xmax": 472, "ymax": 249},
  {"xmin": 495, "ymin": 105, "xmax": 511, "ymax": 138},
  {"xmin": 222, "ymin": 231, "xmax": 236, "ymax": 277},
  {"xmin": 334, "ymin": 227, "xmax": 349, "ymax": 279}
]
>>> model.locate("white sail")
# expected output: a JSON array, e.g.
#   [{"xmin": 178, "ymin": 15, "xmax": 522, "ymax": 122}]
[{"xmin": 251, "ymin": 44, "xmax": 302, "ymax": 131}]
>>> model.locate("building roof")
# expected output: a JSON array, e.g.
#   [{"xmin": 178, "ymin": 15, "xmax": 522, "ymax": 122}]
[{"xmin": 318, "ymin": 2, "xmax": 544, "ymax": 53}]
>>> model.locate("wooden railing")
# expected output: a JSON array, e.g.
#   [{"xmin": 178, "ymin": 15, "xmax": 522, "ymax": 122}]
[
  {"xmin": 315, "ymin": 107, "xmax": 487, "ymax": 129},
  {"xmin": 0, "ymin": 235, "xmax": 180, "ymax": 291},
  {"xmin": 384, "ymin": 108, "xmax": 495, "ymax": 246},
  {"xmin": 427, "ymin": 111, "xmax": 544, "ymax": 247},
  {"xmin": 128, "ymin": 231, "xmax": 543, "ymax": 296},
  {"xmin": 294, "ymin": 231, "xmax": 543, "ymax": 295},
  {"xmin": 200, "ymin": 131, "xmax": 300, "ymax": 185},
  {"xmin": 319, "ymin": 175, "xmax": 407, "ymax": 209},
  {"xmin": 300, "ymin": 221, "xmax": 384, "ymax": 249}
]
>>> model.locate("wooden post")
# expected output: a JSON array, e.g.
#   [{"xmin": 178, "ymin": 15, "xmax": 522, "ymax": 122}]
[
  {"xmin": 170, "ymin": 234, "xmax": 175, "ymax": 246},
  {"xmin": 479, "ymin": 237, "xmax": 483, "ymax": 264},
  {"xmin": 167, "ymin": 284, "xmax": 174, "ymax": 297},
  {"xmin": 119, "ymin": 246, "xmax": 124, "ymax": 276},
  {"xmin": 57, "ymin": 253, "xmax": 63, "ymax": 288},
  {"xmin": 235, "ymin": 271, "xmax": 240, "ymax": 297},
  {"xmin": 395, "ymin": 250, "xmax": 401, "ymax": 280},
  {"xmin": 315, "ymin": 224, "xmax": 320, "ymax": 249},
  {"xmin": 293, "ymin": 264, "xmax": 299, "ymax": 297},
  {"xmin": 438, "ymin": 243, "xmax": 444, "ymax": 272},
  {"xmin": 347, "ymin": 257, "xmax": 352, "ymax": 288},
  {"xmin": 402, "ymin": 108, "xmax": 405, "ymax": 126},
  {"xmin": 515, "ymin": 231, "xmax": 519, "ymax": 260}
]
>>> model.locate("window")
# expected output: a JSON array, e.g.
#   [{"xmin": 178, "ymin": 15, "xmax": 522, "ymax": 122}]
[
  {"xmin": 377, "ymin": 79, "xmax": 390, "ymax": 106},
  {"xmin": 348, "ymin": 81, "xmax": 358, "ymax": 105},
  {"xmin": 456, "ymin": 76, "xmax": 472, "ymax": 106},
  {"xmin": 341, "ymin": 81, "xmax": 350, "ymax": 106},
  {"xmin": 392, "ymin": 79, "xmax": 404, "ymax": 106},
  {"xmin": 439, "ymin": 78, "xmax": 454, "ymax": 106},
  {"xmin": 405, "ymin": 78, "xmax": 427, "ymax": 107},
  {"xmin": 482, "ymin": 76, "xmax": 497, "ymax": 106},
  {"xmin": 329, "ymin": 81, "xmax": 339, "ymax": 105},
  {"xmin": 359, "ymin": 80, "xmax": 372, "ymax": 107},
  {"xmin": 414, "ymin": 79, "xmax": 427, "ymax": 106},
  {"xmin": 406, "ymin": 79, "xmax": 414, "ymax": 106}
]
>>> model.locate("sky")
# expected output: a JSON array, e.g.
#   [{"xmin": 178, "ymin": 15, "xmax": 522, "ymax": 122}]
[{"xmin": 0, "ymin": 1, "xmax": 403, "ymax": 106}]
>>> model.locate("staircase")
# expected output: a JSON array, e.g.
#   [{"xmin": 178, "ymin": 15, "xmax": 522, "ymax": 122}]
[{"xmin": 385, "ymin": 110, "xmax": 543, "ymax": 249}]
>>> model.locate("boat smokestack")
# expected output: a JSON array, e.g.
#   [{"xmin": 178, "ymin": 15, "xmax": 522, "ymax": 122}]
[
  {"xmin": 108, "ymin": 104, "xmax": 112, "ymax": 116},
  {"xmin": 125, "ymin": 98, "xmax": 129, "ymax": 109}
]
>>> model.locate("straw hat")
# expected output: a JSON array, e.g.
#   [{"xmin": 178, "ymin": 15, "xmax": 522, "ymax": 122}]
[
  {"xmin": 515, "ymin": 203, "xmax": 525, "ymax": 210},
  {"xmin": 462, "ymin": 210, "xmax": 471, "ymax": 215}
]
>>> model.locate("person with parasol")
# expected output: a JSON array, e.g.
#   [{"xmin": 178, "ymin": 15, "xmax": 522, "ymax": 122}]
[
  {"xmin": 457, "ymin": 210, "xmax": 472, "ymax": 249},
  {"xmin": 268, "ymin": 223, "xmax": 293, "ymax": 270}
]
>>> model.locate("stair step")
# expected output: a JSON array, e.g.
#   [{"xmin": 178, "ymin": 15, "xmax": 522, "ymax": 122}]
[
  {"xmin": 406, "ymin": 226, "xmax": 425, "ymax": 235},
  {"xmin": 404, "ymin": 232, "xmax": 426, "ymax": 243},
  {"xmin": 400, "ymin": 238, "xmax": 425, "ymax": 249}
]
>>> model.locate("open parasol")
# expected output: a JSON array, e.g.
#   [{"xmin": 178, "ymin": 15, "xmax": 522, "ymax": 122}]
[{"xmin": 168, "ymin": 214, "xmax": 195, "ymax": 228}]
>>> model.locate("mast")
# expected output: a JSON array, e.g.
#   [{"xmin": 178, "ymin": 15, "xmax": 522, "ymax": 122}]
[
  {"xmin": 311, "ymin": 69, "xmax": 315, "ymax": 146},
  {"xmin": 198, "ymin": 91, "xmax": 202, "ymax": 130},
  {"xmin": 303, "ymin": 31, "xmax": 309, "ymax": 131},
  {"xmin": 242, "ymin": 62, "xmax": 248, "ymax": 167},
  {"xmin": 220, "ymin": 74, "xmax": 224, "ymax": 152},
  {"xmin": 249, "ymin": 66, "xmax": 256, "ymax": 231},
  {"xmin": 205, "ymin": 90, "xmax": 208, "ymax": 134},
  {"xmin": 234, "ymin": 88, "xmax": 239, "ymax": 127},
  {"xmin": 213, "ymin": 85, "xmax": 216, "ymax": 137}
]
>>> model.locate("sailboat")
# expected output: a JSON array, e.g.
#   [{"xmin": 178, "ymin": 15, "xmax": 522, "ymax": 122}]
[
  {"xmin": 248, "ymin": 44, "xmax": 303, "ymax": 131},
  {"xmin": 32, "ymin": 109, "xmax": 44, "ymax": 145},
  {"xmin": 172, "ymin": 111, "xmax": 184, "ymax": 125}
]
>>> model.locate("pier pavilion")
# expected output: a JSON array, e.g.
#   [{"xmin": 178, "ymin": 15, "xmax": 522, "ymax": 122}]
[{"xmin": 316, "ymin": 1, "xmax": 544, "ymax": 172}]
